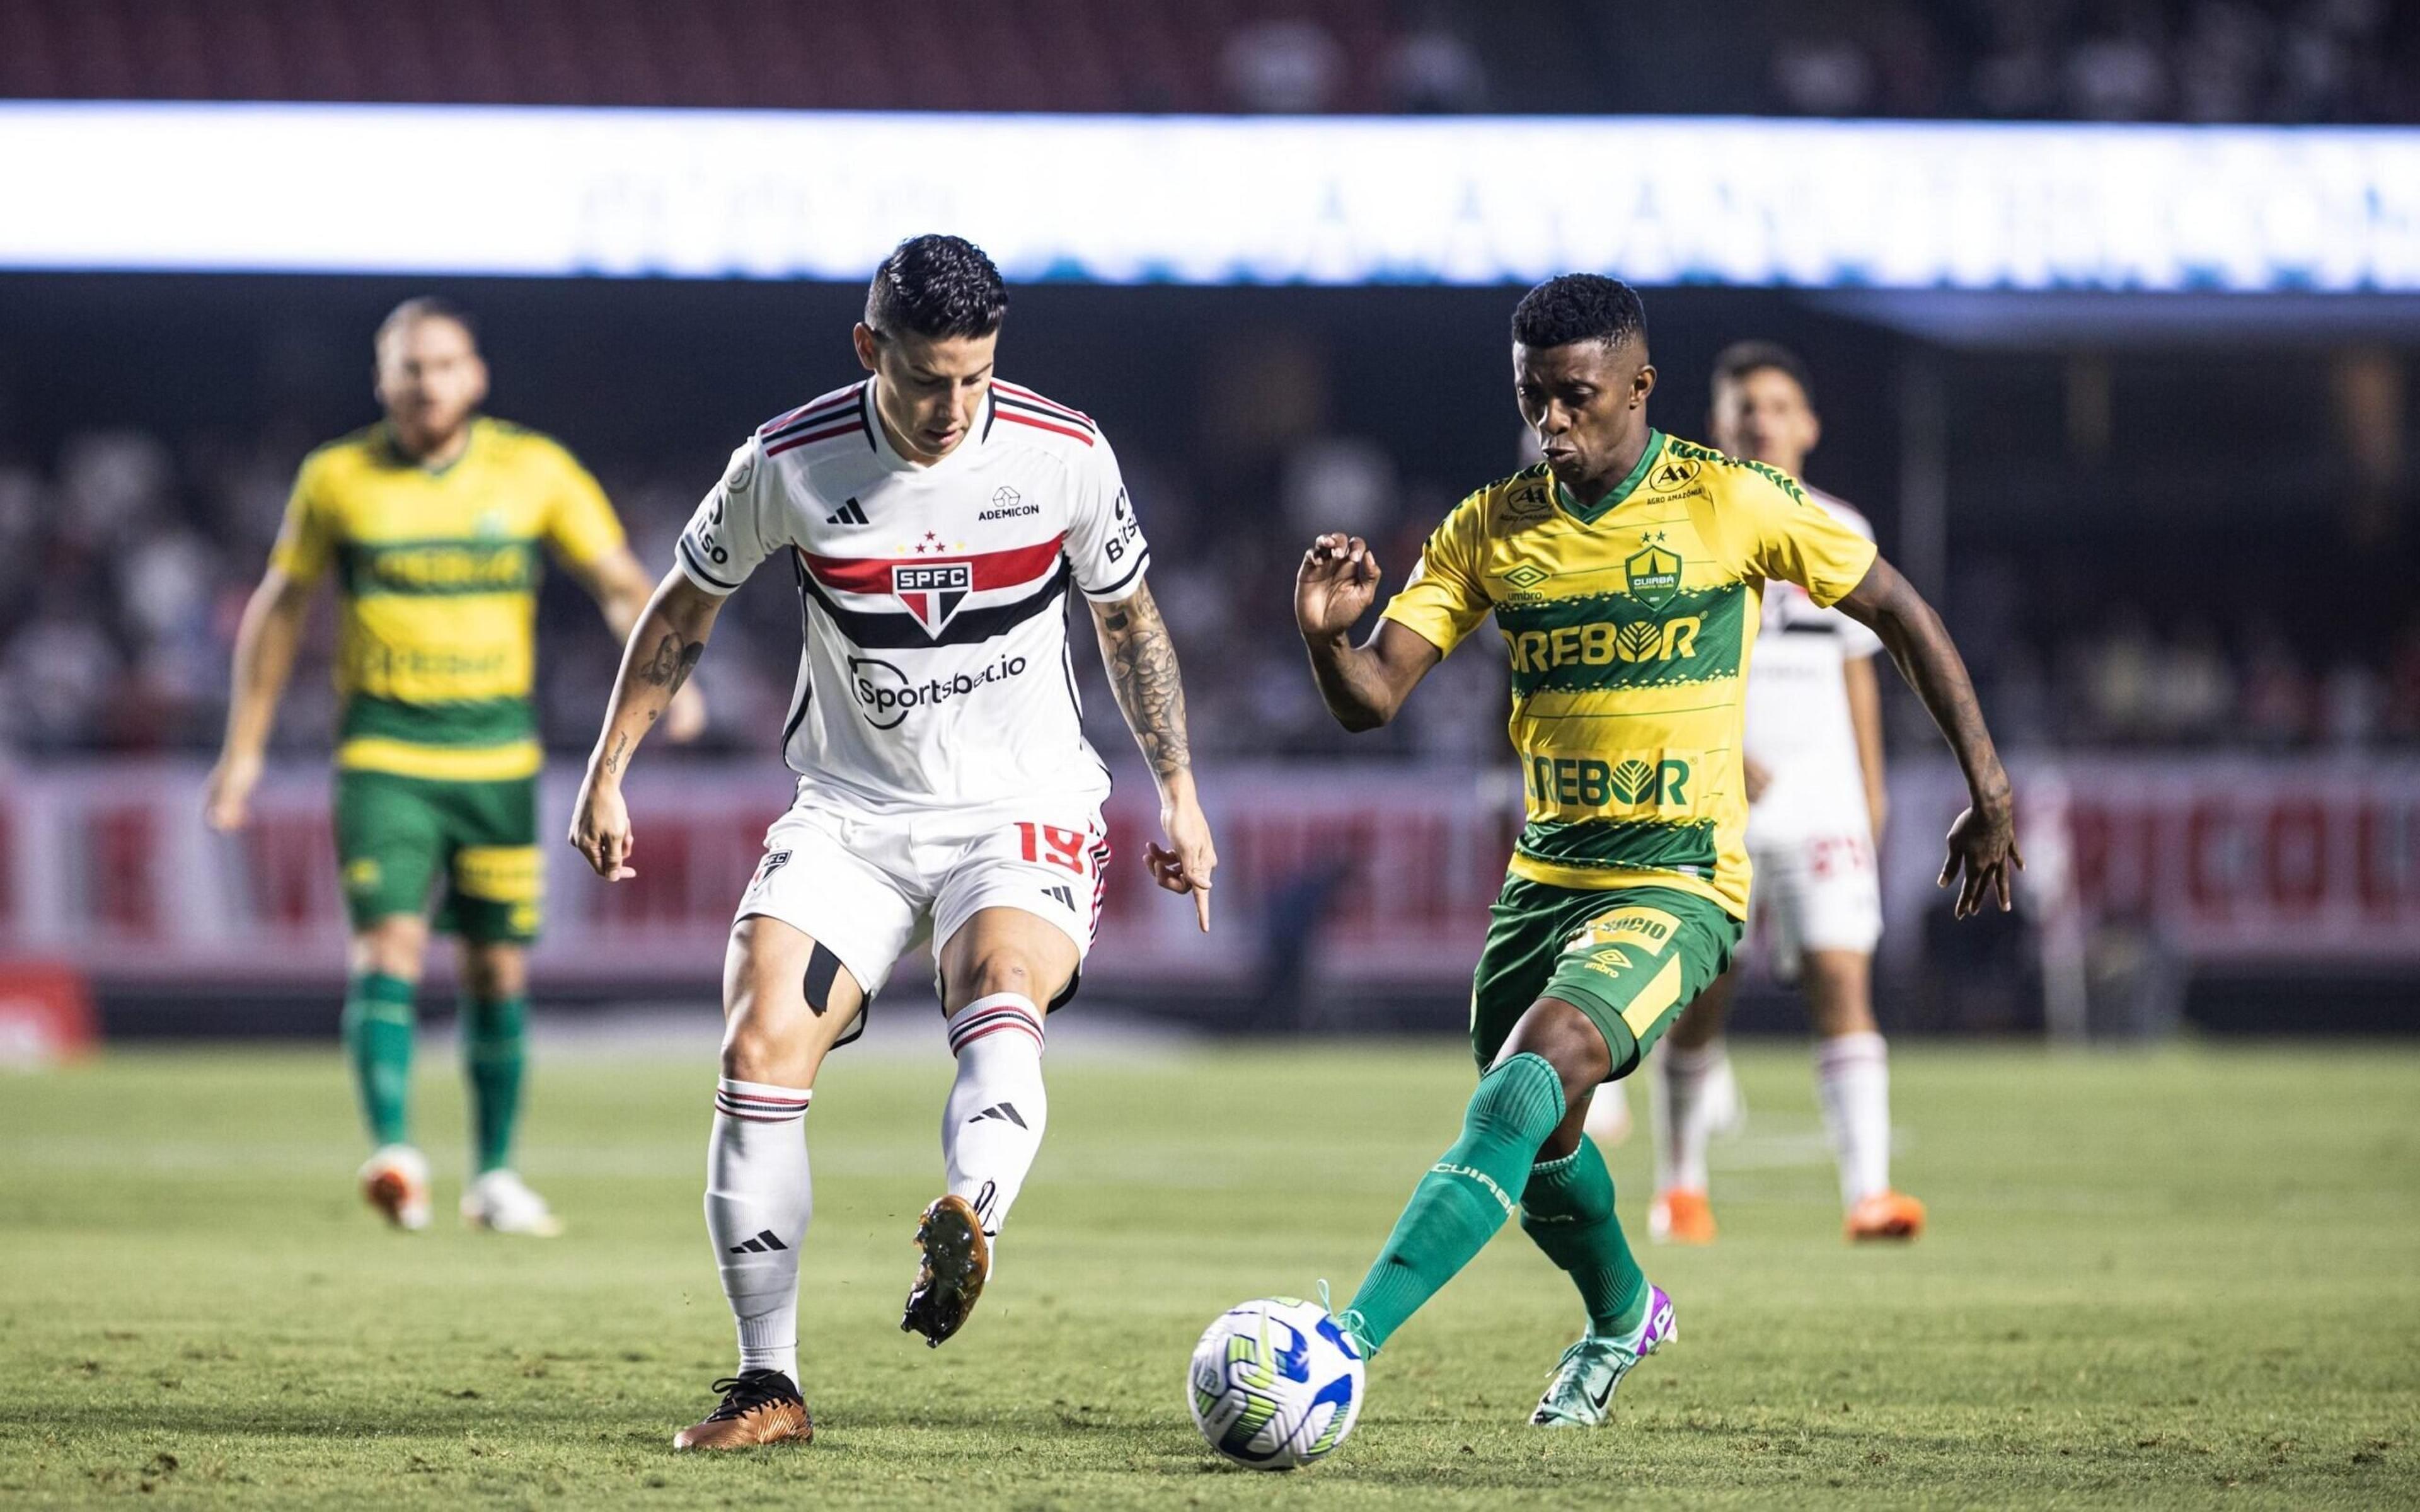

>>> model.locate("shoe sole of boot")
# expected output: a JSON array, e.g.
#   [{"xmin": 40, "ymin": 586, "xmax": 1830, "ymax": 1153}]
[
  {"xmin": 903, "ymin": 1198, "xmax": 989, "ymax": 1347},
  {"xmin": 671, "ymin": 1405, "xmax": 812, "ymax": 1451}
]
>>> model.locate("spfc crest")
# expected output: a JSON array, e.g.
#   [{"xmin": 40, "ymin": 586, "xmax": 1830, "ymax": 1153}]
[
  {"xmin": 1624, "ymin": 540, "xmax": 1682, "ymax": 611},
  {"xmin": 892, "ymin": 561, "xmax": 972, "ymax": 638}
]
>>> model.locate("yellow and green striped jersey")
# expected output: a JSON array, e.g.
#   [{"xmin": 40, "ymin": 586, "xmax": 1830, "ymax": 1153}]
[
  {"xmin": 270, "ymin": 417, "xmax": 625, "ymax": 782},
  {"xmin": 1382, "ymin": 430, "xmax": 1879, "ymax": 919}
]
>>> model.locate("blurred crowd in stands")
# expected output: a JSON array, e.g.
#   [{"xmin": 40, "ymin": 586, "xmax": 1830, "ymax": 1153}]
[
  {"xmin": 1761, "ymin": 0, "xmax": 2416, "ymax": 123},
  {"xmin": 2, "ymin": 422, "xmax": 2414, "ymax": 764},
  {"xmin": 3, "ymin": 0, "xmax": 2413, "ymax": 124}
]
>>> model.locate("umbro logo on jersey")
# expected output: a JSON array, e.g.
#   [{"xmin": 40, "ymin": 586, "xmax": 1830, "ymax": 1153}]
[
  {"xmin": 729, "ymin": 1228, "xmax": 788, "ymax": 1254},
  {"xmin": 969, "ymin": 1102, "xmax": 1028, "ymax": 1129},
  {"xmin": 892, "ymin": 561, "xmax": 973, "ymax": 638},
  {"xmin": 826, "ymin": 497, "xmax": 869, "ymax": 526},
  {"xmin": 1040, "ymin": 883, "xmax": 1075, "ymax": 910}
]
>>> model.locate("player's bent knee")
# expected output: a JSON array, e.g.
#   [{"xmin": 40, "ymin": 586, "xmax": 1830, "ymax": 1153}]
[
  {"xmin": 1801, "ymin": 951, "xmax": 1878, "ymax": 1038},
  {"xmin": 351, "ymin": 917, "xmax": 429, "ymax": 981},
  {"xmin": 950, "ymin": 949, "xmax": 1053, "ymax": 1006},
  {"xmin": 720, "ymin": 919, "xmax": 860, "ymax": 1085},
  {"xmin": 461, "ymin": 942, "xmax": 526, "ymax": 1000},
  {"xmin": 1495, "ymin": 998, "xmax": 1613, "ymax": 1108}
]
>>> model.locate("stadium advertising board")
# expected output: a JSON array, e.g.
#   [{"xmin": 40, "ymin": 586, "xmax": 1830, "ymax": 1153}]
[
  {"xmin": 2, "ymin": 105, "xmax": 2416, "ymax": 290},
  {"xmin": 1, "ymin": 759, "xmax": 2416, "ymax": 989}
]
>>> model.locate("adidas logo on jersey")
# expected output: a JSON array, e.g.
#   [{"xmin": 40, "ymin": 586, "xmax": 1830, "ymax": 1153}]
[
  {"xmin": 1040, "ymin": 883, "xmax": 1075, "ymax": 910},
  {"xmin": 826, "ymin": 497, "xmax": 869, "ymax": 525}
]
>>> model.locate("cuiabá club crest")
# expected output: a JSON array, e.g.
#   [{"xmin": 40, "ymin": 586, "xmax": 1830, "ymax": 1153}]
[{"xmin": 892, "ymin": 561, "xmax": 973, "ymax": 638}]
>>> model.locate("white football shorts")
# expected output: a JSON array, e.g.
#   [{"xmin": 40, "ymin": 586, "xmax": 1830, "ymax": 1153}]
[
  {"xmin": 735, "ymin": 784, "xmax": 1110, "ymax": 1040},
  {"xmin": 1747, "ymin": 829, "xmax": 1883, "ymax": 979}
]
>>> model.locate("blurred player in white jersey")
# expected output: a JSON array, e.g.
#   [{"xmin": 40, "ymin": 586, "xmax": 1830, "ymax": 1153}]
[
  {"xmin": 568, "ymin": 236, "xmax": 1218, "ymax": 1448},
  {"xmin": 1620, "ymin": 342, "xmax": 1924, "ymax": 1244}
]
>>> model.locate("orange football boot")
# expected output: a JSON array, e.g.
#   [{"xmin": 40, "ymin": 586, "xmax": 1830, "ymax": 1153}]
[
  {"xmin": 1845, "ymin": 1190, "xmax": 1927, "ymax": 1242},
  {"xmin": 671, "ymin": 1371, "xmax": 811, "ymax": 1451},
  {"xmin": 1648, "ymin": 1188, "xmax": 1717, "ymax": 1246}
]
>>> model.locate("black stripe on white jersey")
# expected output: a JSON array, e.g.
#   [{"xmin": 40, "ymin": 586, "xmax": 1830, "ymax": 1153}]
[
  {"xmin": 793, "ymin": 554, "xmax": 1073, "ymax": 650},
  {"xmin": 993, "ymin": 391, "xmax": 1098, "ymax": 435},
  {"xmin": 679, "ymin": 533, "xmax": 740, "ymax": 592},
  {"xmin": 780, "ymin": 552, "xmax": 814, "ymax": 755},
  {"xmin": 1087, "ymin": 547, "xmax": 1150, "ymax": 602}
]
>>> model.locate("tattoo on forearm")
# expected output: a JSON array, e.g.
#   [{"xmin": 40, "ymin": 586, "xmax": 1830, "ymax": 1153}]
[
  {"xmin": 1098, "ymin": 585, "xmax": 1192, "ymax": 779},
  {"xmin": 638, "ymin": 631, "xmax": 705, "ymax": 698},
  {"xmin": 602, "ymin": 730, "xmax": 630, "ymax": 776}
]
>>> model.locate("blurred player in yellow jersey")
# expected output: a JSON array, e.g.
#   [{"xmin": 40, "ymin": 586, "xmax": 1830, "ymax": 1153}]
[{"xmin": 204, "ymin": 298, "xmax": 702, "ymax": 1234}]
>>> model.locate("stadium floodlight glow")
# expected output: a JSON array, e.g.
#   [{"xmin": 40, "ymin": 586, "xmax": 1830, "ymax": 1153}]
[{"xmin": 3, "ymin": 103, "xmax": 2417, "ymax": 291}]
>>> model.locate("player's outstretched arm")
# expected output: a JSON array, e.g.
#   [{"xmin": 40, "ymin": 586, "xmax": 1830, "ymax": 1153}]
[
  {"xmin": 567, "ymin": 546, "xmax": 708, "ymax": 743},
  {"xmin": 1294, "ymin": 534, "xmax": 1441, "ymax": 732},
  {"xmin": 1092, "ymin": 580, "xmax": 1219, "ymax": 932},
  {"xmin": 204, "ymin": 565, "xmax": 317, "ymax": 832},
  {"xmin": 568, "ymin": 569, "xmax": 724, "ymax": 881},
  {"xmin": 1833, "ymin": 555, "xmax": 2020, "ymax": 918}
]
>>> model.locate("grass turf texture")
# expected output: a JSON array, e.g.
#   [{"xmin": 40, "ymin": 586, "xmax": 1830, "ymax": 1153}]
[{"xmin": 3, "ymin": 1040, "xmax": 2415, "ymax": 1509}]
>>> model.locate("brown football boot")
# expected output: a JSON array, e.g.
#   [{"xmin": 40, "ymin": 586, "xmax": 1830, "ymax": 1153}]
[
  {"xmin": 900, "ymin": 1194, "xmax": 990, "ymax": 1347},
  {"xmin": 670, "ymin": 1370, "xmax": 811, "ymax": 1451}
]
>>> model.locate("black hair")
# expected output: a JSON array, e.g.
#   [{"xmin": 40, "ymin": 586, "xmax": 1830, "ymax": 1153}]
[
  {"xmin": 1509, "ymin": 273, "xmax": 1647, "ymax": 354},
  {"xmin": 865, "ymin": 234, "xmax": 1008, "ymax": 341},
  {"xmin": 376, "ymin": 295, "xmax": 478, "ymax": 350},
  {"xmin": 1711, "ymin": 340, "xmax": 1814, "ymax": 406}
]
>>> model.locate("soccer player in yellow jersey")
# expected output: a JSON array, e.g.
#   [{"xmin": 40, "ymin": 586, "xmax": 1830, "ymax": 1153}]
[
  {"xmin": 204, "ymin": 297, "xmax": 702, "ymax": 1235},
  {"xmin": 1293, "ymin": 275, "xmax": 2019, "ymax": 1428}
]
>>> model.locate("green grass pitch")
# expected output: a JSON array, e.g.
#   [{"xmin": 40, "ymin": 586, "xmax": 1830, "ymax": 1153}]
[{"xmin": 3, "ymin": 1036, "xmax": 2416, "ymax": 1508}]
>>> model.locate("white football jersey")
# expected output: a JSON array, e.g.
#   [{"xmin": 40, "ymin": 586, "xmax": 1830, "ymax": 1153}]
[
  {"xmin": 676, "ymin": 378, "xmax": 1148, "ymax": 811},
  {"xmin": 1743, "ymin": 488, "xmax": 1881, "ymax": 842}
]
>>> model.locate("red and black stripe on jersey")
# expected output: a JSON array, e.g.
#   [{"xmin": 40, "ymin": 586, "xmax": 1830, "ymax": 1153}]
[
  {"xmin": 761, "ymin": 385, "xmax": 872, "ymax": 456},
  {"xmin": 989, "ymin": 382, "xmax": 1095, "ymax": 447},
  {"xmin": 790, "ymin": 541, "xmax": 1071, "ymax": 650}
]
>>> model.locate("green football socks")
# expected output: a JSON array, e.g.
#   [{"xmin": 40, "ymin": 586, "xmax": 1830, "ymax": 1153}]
[
  {"xmin": 1345, "ymin": 1052, "xmax": 1568, "ymax": 1353},
  {"xmin": 1519, "ymin": 1133, "xmax": 1651, "ymax": 1338},
  {"xmin": 340, "ymin": 971, "xmax": 417, "ymax": 1147},
  {"xmin": 462, "ymin": 994, "xmax": 528, "ymax": 1174}
]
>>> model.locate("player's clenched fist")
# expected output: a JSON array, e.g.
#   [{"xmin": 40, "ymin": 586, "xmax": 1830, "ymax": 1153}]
[
  {"xmin": 568, "ymin": 777, "xmax": 637, "ymax": 881},
  {"xmin": 1294, "ymin": 533, "xmax": 1382, "ymax": 639}
]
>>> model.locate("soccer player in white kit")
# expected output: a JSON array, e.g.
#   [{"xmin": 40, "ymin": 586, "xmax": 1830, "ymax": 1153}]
[
  {"xmin": 568, "ymin": 236, "xmax": 1218, "ymax": 1448},
  {"xmin": 1640, "ymin": 343, "xmax": 1925, "ymax": 1246}
]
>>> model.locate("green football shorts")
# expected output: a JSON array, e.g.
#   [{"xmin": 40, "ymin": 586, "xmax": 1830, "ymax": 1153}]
[
  {"xmin": 333, "ymin": 769, "xmax": 541, "ymax": 944},
  {"xmin": 1469, "ymin": 875, "xmax": 1742, "ymax": 1079}
]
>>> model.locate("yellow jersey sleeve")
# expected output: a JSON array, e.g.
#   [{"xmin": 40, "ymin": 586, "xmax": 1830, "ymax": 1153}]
[
  {"xmin": 536, "ymin": 438, "xmax": 626, "ymax": 569},
  {"xmin": 1728, "ymin": 467, "xmax": 1878, "ymax": 608},
  {"xmin": 1380, "ymin": 492, "xmax": 1494, "ymax": 656},
  {"xmin": 267, "ymin": 454, "xmax": 336, "ymax": 581}
]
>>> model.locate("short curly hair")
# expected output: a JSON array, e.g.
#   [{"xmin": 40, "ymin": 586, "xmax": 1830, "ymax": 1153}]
[
  {"xmin": 865, "ymin": 234, "xmax": 1008, "ymax": 341},
  {"xmin": 1509, "ymin": 274, "xmax": 1647, "ymax": 354}
]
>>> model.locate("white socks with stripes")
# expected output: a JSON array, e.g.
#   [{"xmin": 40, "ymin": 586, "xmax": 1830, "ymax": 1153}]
[
  {"xmin": 705, "ymin": 1077, "xmax": 813, "ymax": 1382},
  {"xmin": 942, "ymin": 993, "xmax": 1049, "ymax": 1243},
  {"xmin": 1814, "ymin": 1031, "xmax": 1893, "ymax": 1206}
]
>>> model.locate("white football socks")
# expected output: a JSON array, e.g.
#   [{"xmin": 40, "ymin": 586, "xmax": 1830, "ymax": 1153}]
[
  {"xmin": 1814, "ymin": 1031, "xmax": 1892, "ymax": 1206},
  {"xmin": 942, "ymin": 993, "xmax": 1049, "ymax": 1242},
  {"xmin": 705, "ymin": 1077, "xmax": 813, "ymax": 1382},
  {"xmin": 1653, "ymin": 1040, "xmax": 1731, "ymax": 1194}
]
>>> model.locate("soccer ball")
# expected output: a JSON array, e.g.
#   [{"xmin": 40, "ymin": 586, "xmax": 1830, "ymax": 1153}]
[{"xmin": 1187, "ymin": 1297, "xmax": 1364, "ymax": 1470}]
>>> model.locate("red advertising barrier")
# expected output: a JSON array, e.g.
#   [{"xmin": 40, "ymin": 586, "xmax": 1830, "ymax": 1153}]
[
  {"xmin": 1, "ymin": 757, "xmax": 2412, "ymax": 988},
  {"xmin": 1882, "ymin": 757, "xmax": 2420, "ymax": 965}
]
